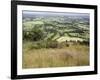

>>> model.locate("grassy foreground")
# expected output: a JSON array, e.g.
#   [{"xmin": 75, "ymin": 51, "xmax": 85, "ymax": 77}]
[{"xmin": 22, "ymin": 42, "xmax": 89, "ymax": 69}]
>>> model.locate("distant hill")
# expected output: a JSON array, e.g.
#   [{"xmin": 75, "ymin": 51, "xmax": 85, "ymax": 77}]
[{"xmin": 23, "ymin": 11, "xmax": 89, "ymax": 42}]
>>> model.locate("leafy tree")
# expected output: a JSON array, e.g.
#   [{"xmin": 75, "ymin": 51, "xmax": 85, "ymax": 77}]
[{"xmin": 31, "ymin": 27, "xmax": 43, "ymax": 41}]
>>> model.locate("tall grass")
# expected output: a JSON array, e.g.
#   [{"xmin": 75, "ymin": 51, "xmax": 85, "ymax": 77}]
[{"xmin": 22, "ymin": 42, "xmax": 89, "ymax": 68}]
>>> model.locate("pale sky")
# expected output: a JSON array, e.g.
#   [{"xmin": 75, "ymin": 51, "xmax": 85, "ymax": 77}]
[{"xmin": 23, "ymin": 10, "xmax": 90, "ymax": 17}]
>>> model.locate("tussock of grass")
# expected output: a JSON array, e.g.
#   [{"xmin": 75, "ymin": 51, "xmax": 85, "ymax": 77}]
[{"xmin": 22, "ymin": 43, "xmax": 89, "ymax": 68}]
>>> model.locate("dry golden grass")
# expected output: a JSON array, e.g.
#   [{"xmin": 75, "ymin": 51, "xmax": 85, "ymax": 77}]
[{"xmin": 22, "ymin": 43, "xmax": 89, "ymax": 69}]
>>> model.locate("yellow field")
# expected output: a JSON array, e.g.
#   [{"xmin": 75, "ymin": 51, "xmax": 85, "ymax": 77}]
[
  {"xmin": 22, "ymin": 44, "xmax": 89, "ymax": 69},
  {"xmin": 57, "ymin": 36, "xmax": 83, "ymax": 42}
]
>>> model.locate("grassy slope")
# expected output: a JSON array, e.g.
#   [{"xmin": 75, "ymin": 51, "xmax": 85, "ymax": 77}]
[{"xmin": 22, "ymin": 42, "xmax": 89, "ymax": 68}]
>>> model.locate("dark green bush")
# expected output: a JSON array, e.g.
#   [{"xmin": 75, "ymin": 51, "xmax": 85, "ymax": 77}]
[
  {"xmin": 57, "ymin": 41, "xmax": 69, "ymax": 48},
  {"xmin": 46, "ymin": 40, "xmax": 58, "ymax": 48},
  {"xmin": 23, "ymin": 26, "xmax": 44, "ymax": 41},
  {"xmin": 28, "ymin": 43, "xmax": 40, "ymax": 49}
]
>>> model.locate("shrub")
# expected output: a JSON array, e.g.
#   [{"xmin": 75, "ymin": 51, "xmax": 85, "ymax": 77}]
[
  {"xmin": 57, "ymin": 41, "xmax": 69, "ymax": 48},
  {"xmin": 28, "ymin": 43, "xmax": 40, "ymax": 49},
  {"xmin": 78, "ymin": 40, "xmax": 89, "ymax": 45},
  {"xmin": 23, "ymin": 27, "xmax": 44, "ymax": 41},
  {"xmin": 37, "ymin": 41, "xmax": 46, "ymax": 48},
  {"xmin": 46, "ymin": 40, "xmax": 58, "ymax": 48}
]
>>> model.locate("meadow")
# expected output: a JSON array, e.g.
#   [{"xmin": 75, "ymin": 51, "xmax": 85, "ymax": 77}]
[{"xmin": 22, "ymin": 41, "xmax": 89, "ymax": 68}]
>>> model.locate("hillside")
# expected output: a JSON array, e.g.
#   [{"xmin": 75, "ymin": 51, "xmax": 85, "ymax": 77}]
[
  {"xmin": 23, "ymin": 14, "xmax": 89, "ymax": 42},
  {"xmin": 22, "ymin": 11, "xmax": 90, "ymax": 68}
]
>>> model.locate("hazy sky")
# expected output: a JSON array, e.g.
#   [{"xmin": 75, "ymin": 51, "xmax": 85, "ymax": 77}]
[{"xmin": 23, "ymin": 10, "xmax": 90, "ymax": 17}]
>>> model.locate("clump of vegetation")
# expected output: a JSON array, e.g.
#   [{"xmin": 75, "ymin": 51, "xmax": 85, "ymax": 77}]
[
  {"xmin": 46, "ymin": 40, "xmax": 58, "ymax": 48},
  {"xmin": 23, "ymin": 25, "xmax": 44, "ymax": 41}
]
